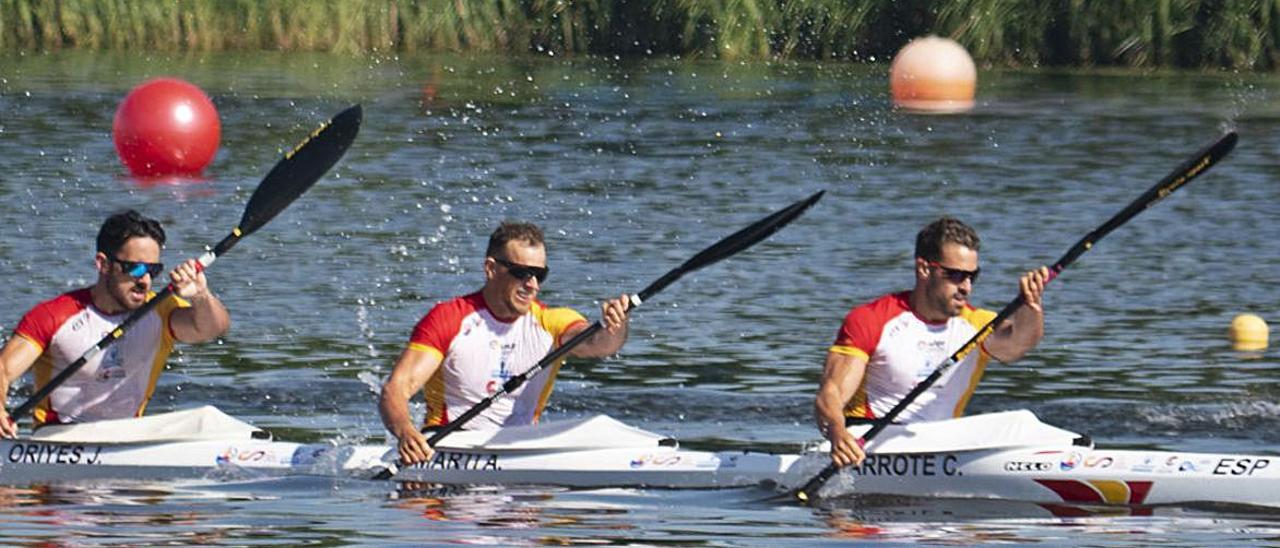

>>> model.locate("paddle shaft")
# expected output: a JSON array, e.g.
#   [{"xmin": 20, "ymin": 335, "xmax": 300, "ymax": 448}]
[{"xmin": 793, "ymin": 131, "xmax": 1238, "ymax": 502}]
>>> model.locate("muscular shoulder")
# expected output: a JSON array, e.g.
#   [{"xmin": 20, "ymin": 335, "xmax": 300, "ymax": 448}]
[
  {"xmin": 14, "ymin": 288, "xmax": 94, "ymax": 349},
  {"xmin": 31, "ymin": 288, "xmax": 93, "ymax": 314},
  {"xmin": 409, "ymin": 293, "xmax": 484, "ymax": 351},
  {"xmin": 433, "ymin": 293, "xmax": 484, "ymax": 320},
  {"xmin": 529, "ymin": 300, "xmax": 587, "ymax": 339},
  {"xmin": 958, "ymin": 304, "xmax": 997, "ymax": 329},
  {"xmin": 833, "ymin": 291, "xmax": 912, "ymax": 354},
  {"xmin": 846, "ymin": 291, "xmax": 913, "ymax": 326}
]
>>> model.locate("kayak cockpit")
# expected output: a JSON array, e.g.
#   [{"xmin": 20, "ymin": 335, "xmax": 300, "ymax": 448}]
[{"xmin": 29, "ymin": 406, "xmax": 267, "ymax": 444}]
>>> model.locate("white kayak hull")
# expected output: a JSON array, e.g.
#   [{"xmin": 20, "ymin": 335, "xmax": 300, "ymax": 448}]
[
  {"xmin": 6, "ymin": 436, "xmax": 1277, "ymax": 509},
  {"xmin": 389, "ymin": 446, "xmax": 800, "ymax": 488},
  {"xmin": 3, "ymin": 408, "xmax": 1277, "ymax": 509},
  {"xmin": 786, "ymin": 410, "xmax": 1280, "ymax": 508},
  {"xmin": 0, "ymin": 437, "xmax": 383, "ymax": 484},
  {"xmin": 0, "ymin": 411, "xmax": 798, "ymax": 489},
  {"xmin": 0, "ymin": 407, "xmax": 387, "ymax": 484},
  {"xmin": 812, "ymin": 446, "xmax": 1280, "ymax": 508},
  {"xmin": 0, "ymin": 436, "xmax": 796, "ymax": 489}
]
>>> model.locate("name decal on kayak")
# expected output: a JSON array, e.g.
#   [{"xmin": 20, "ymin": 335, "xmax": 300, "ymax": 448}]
[
  {"xmin": 853, "ymin": 454, "xmax": 960, "ymax": 476},
  {"xmin": 7, "ymin": 443, "xmax": 103, "ymax": 465},
  {"xmin": 1213, "ymin": 457, "xmax": 1270, "ymax": 476},
  {"xmin": 413, "ymin": 451, "xmax": 501, "ymax": 471}
]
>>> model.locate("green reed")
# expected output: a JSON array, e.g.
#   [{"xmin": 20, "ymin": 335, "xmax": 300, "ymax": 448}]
[{"xmin": 4, "ymin": 0, "xmax": 1280, "ymax": 69}]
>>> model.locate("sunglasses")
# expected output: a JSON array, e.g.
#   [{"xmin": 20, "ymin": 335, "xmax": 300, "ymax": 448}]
[
  {"xmin": 111, "ymin": 256, "xmax": 164, "ymax": 279},
  {"xmin": 493, "ymin": 257, "xmax": 549, "ymax": 284},
  {"xmin": 927, "ymin": 261, "xmax": 980, "ymax": 284}
]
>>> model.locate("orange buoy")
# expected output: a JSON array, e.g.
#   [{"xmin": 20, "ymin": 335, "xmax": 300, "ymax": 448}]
[
  {"xmin": 889, "ymin": 36, "xmax": 976, "ymax": 113},
  {"xmin": 113, "ymin": 78, "xmax": 220, "ymax": 177}
]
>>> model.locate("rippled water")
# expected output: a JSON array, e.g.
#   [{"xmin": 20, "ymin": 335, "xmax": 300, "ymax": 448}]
[{"xmin": 1, "ymin": 51, "xmax": 1278, "ymax": 544}]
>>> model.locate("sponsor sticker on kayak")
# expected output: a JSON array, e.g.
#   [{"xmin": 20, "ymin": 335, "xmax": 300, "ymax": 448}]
[
  {"xmin": 216, "ymin": 446, "xmax": 284, "ymax": 466},
  {"xmin": 630, "ymin": 454, "xmax": 689, "ymax": 468},
  {"xmin": 290, "ymin": 446, "xmax": 331, "ymax": 466},
  {"xmin": 1004, "ymin": 461, "xmax": 1053, "ymax": 472},
  {"xmin": 1083, "ymin": 455, "xmax": 1117, "ymax": 469},
  {"xmin": 1059, "ymin": 452, "xmax": 1083, "ymax": 471}
]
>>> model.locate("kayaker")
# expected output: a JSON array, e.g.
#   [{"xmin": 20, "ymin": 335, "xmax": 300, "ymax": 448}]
[
  {"xmin": 0, "ymin": 210, "xmax": 230, "ymax": 438},
  {"xmin": 814, "ymin": 217, "xmax": 1049, "ymax": 467},
  {"xmin": 380, "ymin": 221, "xmax": 630, "ymax": 465}
]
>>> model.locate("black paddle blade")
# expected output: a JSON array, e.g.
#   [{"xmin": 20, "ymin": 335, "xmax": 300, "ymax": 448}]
[
  {"xmin": 1143, "ymin": 130, "xmax": 1236, "ymax": 208},
  {"xmin": 637, "ymin": 190, "xmax": 825, "ymax": 302},
  {"xmin": 237, "ymin": 104, "xmax": 362, "ymax": 237},
  {"xmin": 1095, "ymin": 130, "xmax": 1235, "ymax": 241}
]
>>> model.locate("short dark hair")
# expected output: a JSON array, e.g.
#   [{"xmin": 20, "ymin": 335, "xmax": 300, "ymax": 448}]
[
  {"xmin": 915, "ymin": 217, "xmax": 979, "ymax": 261},
  {"xmin": 97, "ymin": 210, "xmax": 165, "ymax": 256},
  {"xmin": 486, "ymin": 222, "xmax": 544, "ymax": 258}
]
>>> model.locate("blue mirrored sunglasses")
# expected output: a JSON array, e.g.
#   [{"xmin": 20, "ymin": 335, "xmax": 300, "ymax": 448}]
[{"xmin": 111, "ymin": 256, "xmax": 164, "ymax": 279}]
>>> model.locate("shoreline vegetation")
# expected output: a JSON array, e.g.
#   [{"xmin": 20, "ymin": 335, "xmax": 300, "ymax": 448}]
[{"xmin": 3, "ymin": 1, "xmax": 1280, "ymax": 70}]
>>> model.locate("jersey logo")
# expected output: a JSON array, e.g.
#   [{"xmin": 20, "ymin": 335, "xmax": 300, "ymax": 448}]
[
  {"xmin": 70, "ymin": 313, "xmax": 89, "ymax": 332},
  {"xmin": 96, "ymin": 344, "xmax": 127, "ymax": 381},
  {"xmin": 494, "ymin": 342, "xmax": 517, "ymax": 380}
]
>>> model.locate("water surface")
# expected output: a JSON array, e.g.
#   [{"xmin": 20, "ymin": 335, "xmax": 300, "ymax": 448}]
[{"xmin": 1, "ymin": 51, "xmax": 1278, "ymax": 544}]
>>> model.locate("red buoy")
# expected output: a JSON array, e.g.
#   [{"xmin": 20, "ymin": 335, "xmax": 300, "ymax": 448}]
[{"xmin": 113, "ymin": 78, "xmax": 220, "ymax": 177}]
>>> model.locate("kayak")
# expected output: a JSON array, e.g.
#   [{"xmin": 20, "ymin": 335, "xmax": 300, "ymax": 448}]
[
  {"xmin": 383, "ymin": 409, "xmax": 1280, "ymax": 509},
  {"xmin": 0, "ymin": 407, "xmax": 387, "ymax": 483},
  {"xmin": 3, "ymin": 406, "xmax": 1278, "ymax": 509},
  {"xmin": 383, "ymin": 414, "xmax": 799, "ymax": 488},
  {"xmin": 0, "ymin": 407, "xmax": 796, "ymax": 488},
  {"xmin": 797, "ymin": 410, "xmax": 1280, "ymax": 509}
]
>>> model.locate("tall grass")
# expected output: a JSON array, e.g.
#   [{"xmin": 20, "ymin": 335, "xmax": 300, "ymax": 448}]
[{"xmin": 4, "ymin": 0, "xmax": 1280, "ymax": 69}]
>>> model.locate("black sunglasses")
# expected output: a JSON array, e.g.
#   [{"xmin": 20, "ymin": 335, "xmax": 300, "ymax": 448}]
[
  {"xmin": 493, "ymin": 257, "xmax": 549, "ymax": 284},
  {"xmin": 927, "ymin": 261, "xmax": 980, "ymax": 284},
  {"xmin": 111, "ymin": 256, "xmax": 164, "ymax": 279}
]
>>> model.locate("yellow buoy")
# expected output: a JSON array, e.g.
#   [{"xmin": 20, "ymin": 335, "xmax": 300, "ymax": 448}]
[
  {"xmin": 889, "ymin": 36, "xmax": 976, "ymax": 114},
  {"xmin": 1229, "ymin": 313, "xmax": 1269, "ymax": 351}
]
